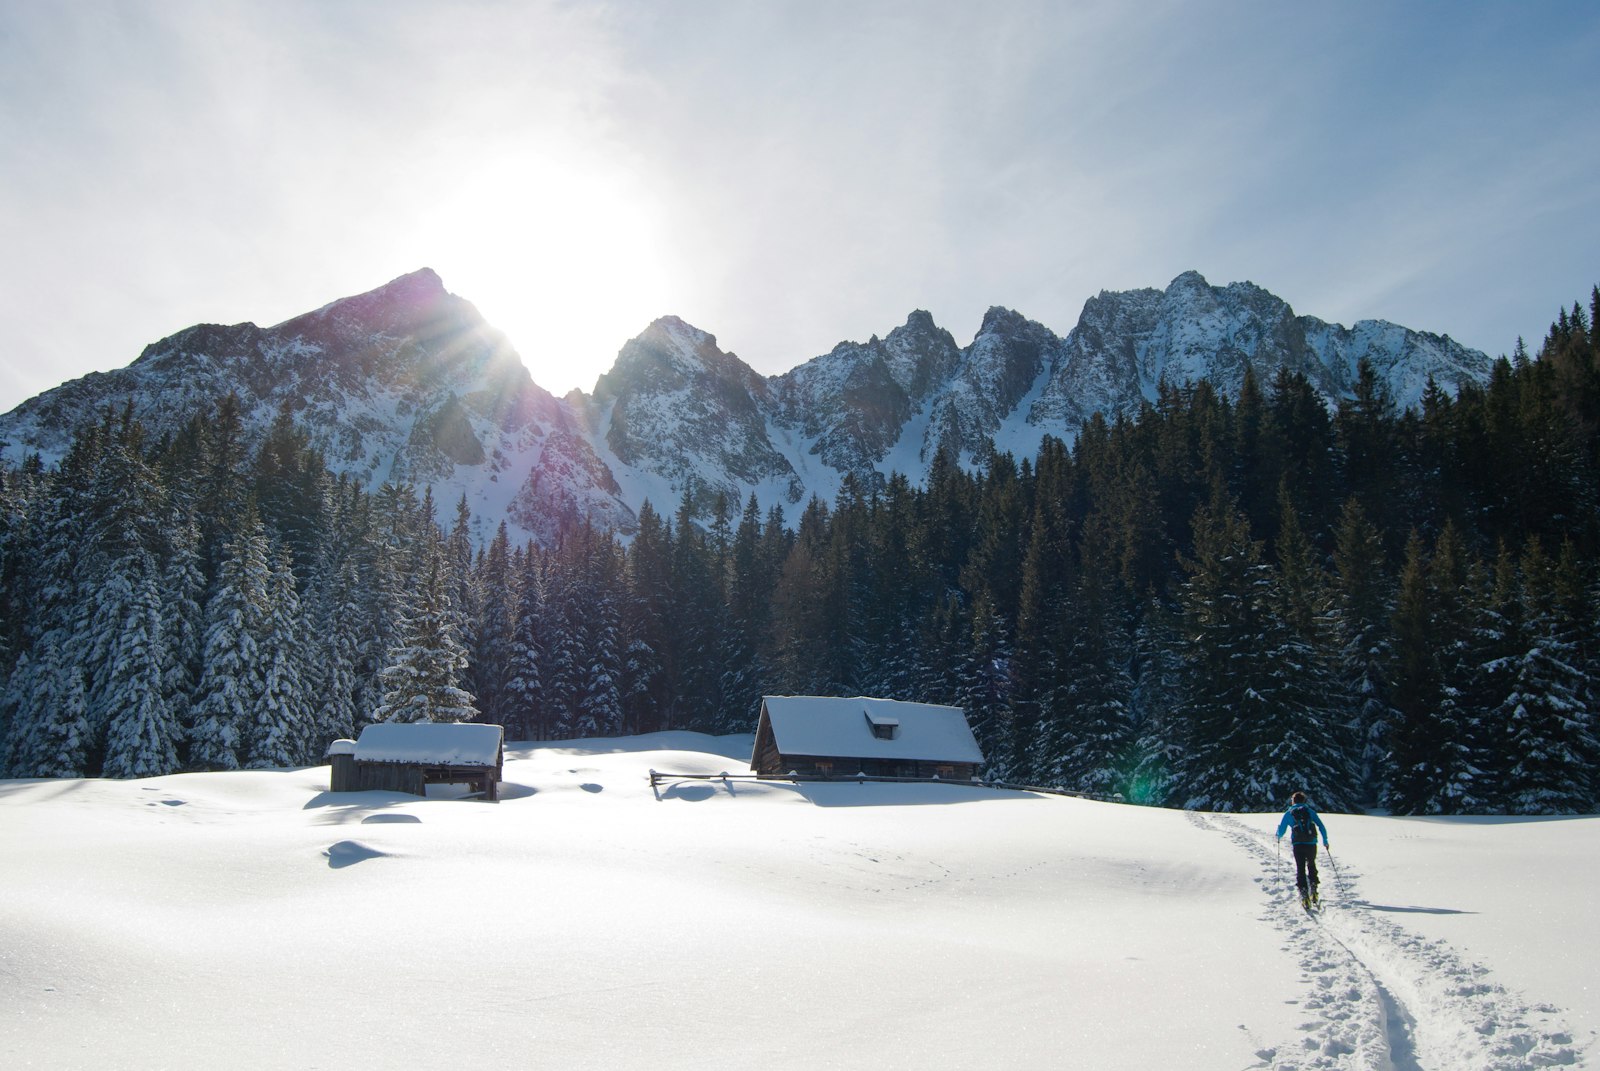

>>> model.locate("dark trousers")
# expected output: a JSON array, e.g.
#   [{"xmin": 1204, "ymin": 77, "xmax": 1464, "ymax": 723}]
[{"xmin": 1293, "ymin": 841, "xmax": 1320, "ymax": 895}]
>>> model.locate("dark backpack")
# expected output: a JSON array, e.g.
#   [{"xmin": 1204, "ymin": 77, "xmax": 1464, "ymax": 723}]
[{"xmin": 1290, "ymin": 804, "xmax": 1316, "ymax": 843}]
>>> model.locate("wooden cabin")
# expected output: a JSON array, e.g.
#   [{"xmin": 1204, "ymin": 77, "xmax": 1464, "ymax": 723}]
[
  {"xmin": 326, "ymin": 722, "xmax": 505, "ymax": 802},
  {"xmin": 750, "ymin": 696, "xmax": 984, "ymax": 780}
]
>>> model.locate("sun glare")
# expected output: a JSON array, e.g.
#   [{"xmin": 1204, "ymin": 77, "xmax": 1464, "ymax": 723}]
[{"xmin": 423, "ymin": 148, "xmax": 674, "ymax": 396}]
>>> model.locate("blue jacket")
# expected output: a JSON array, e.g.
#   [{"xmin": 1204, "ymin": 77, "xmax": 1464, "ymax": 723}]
[{"xmin": 1276, "ymin": 803, "xmax": 1328, "ymax": 846}]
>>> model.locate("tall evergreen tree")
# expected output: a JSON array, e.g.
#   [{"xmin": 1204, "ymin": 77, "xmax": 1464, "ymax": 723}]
[
  {"xmin": 1498, "ymin": 540, "xmax": 1595, "ymax": 812},
  {"xmin": 246, "ymin": 546, "xmax": 312, "ymax": 767},
  {"xmin": 100, "ymin": 554, "xmax": 181, "ymax": 778},
  {"xmin": 1331, "ymin": 497, "xmax": 1394, "ymax": 803},
  {"xmin": 374, "ymin": 557, "xmax": 478, "ymax": 724},
  {"xmin": 189, "ymin": 513, "xmax": 272, "ymax": 771}
]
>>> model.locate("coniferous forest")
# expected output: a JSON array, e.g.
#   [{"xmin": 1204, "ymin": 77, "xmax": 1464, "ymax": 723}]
[{"xmin": 3, "ymin": 290, "xmax": 1600, "ymax": 814}]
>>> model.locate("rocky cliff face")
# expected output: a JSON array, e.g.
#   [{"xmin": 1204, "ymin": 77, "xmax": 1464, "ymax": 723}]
[{"xmin": 0, "ymin": 269, "xmax": 1494, "ymax": 542}]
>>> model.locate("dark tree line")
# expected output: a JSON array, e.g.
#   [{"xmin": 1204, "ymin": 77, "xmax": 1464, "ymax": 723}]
[{"xmin": 3, "ymin": 288, "xmax": 1600, "ymax": 813}]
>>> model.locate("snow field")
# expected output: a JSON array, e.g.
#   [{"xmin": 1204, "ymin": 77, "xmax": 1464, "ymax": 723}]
[{"xmin": 3, "ymin": 733, "xmax": 1595, "ymax": 1070}]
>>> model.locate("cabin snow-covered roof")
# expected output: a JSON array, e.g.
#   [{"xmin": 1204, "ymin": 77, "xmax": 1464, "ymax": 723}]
[
  {"xmin": 351, "ymin": 722, "xmax": 504, "ymax": 767},
  {"xmin": 758, "ymin": 696, "xmax": 983, "ymax": 764}
]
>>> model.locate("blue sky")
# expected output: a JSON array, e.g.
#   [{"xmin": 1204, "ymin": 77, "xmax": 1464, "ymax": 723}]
[{"xmin": 2, "ymin": 1, "xmax": 1596, "ymax": 413}]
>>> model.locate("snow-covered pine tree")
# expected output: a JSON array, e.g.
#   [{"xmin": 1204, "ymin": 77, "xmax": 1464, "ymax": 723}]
[
  {"xmin": 1428, "ymin": 524, "xmax": 1493, "ymax": 813},
  {"xmin": 619, "ymin": 502, "xmax": 672, "ymax": 735},
  {"xmin": 767, "ymin": 525, "xmax": 826, "ymax": 698},
  {"xmin": 571, "ymin": 531, "xmax": 624, "ymax": 738},
  {"xmin": 956, "ymin": 591, "xmax": 1014, "ymax": 780},
  {"xmin": 160, "ymin": 513, "xmax": 206, "ymax": 753},
  {"xmin": 246, "ymin": 545, "xmax": 312, "ymax": 768},
  {"xmin": 1460, "ymin": 542, "xmax": 1523, "ymax": 810},
  {"xmin": 196, "ymin": 394, "xmax": 252, "ymax": 574},
  {"xmin": 1384, "ymin": 528, "xmax": 1478, "ymax": 814},
  {"xmin": 4, "ymin": 650, "xmax": 92, "ymax": 778},
  {"xmin": 359, "ymin": 482, "xmax": 424, "ymax": 716},
  {"xmin": 1246, "ymin": 487, "xmax": 1356, "ymax": 811},
  {"xmin": 1171, "ymin": 481, "xmax": 1350, "ymax": 811},
  {"xmin": 319, "ymin": 558, "xmax": 364, "ymax": 743},
  {"xmin": 1330, "ymin": 497, "xmax": 1395, "ymax": 805},
  {"xmin": 1125, "ymin": 591, "xmax": 1183, "ymax": 807},
  {"xmin": 81, "ymin": 419, "xmax": 178, "ymax": 774},
  {"xmin": 854, "ymin": 475, "xmax": 922, "ymax": 708},
  {"xmin": 672, "ymin": 490, "xmax": 730, "ymax": 729},
  {"xmin": 189, "ymin": 514, "xmax": 271, "ymax": 771},
  {"xmin": 1050, "ymin": 513, "xmax": 1138, "ymax": 799},
  {"xmin": 1014, "ymin": 487, "xmax": 1073, "ymax": 788},
  {"xmin": 300, "ymin": 480, "xmax": 367, "ymax": 744},
  {"xmin": 1, "ymin": 426, "xmax": 107, "ymax": 775},
  {"xmin": 1499, "ymin": 540, "xmax": 1596, "ymax": 813},
  {"xmin": 468, "ymin": 522, "xmax": 516, "ymax": 727},
  {"xmin": 445, "ymin": 496, "xmax": 483, "ymax": 701},
  {"xmin": 100, "ymin": 554, "xmax": 181, "ymax": 778},
  {"xmin": 504, "ymin": 549, "xmax": 545, "ymax": 740},
  {"xmin": 373, "ymin": 556, "xmax": 478, "ymax": 724},
  {"xmin": 538, "ymin": 551, "xmax": 585, "ymax": 735},
  {"xmin": 1172, "ymin": 486, "xmax": 1273, "ymax": 810},
  {"xmin": 712, "ymin": 493, "xmax": 768, "ymax": 733}
]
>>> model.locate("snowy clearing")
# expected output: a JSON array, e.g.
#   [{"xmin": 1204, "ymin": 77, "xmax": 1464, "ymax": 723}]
[{"xmin": 2, "ymin": 732, "xmax": 1595, "ymax": 1070}]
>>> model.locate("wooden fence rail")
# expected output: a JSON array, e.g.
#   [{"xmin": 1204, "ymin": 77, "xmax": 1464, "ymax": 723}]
[{"xmin": 647, "ymin": 768, "xmax": 1123, "ymax": 804}]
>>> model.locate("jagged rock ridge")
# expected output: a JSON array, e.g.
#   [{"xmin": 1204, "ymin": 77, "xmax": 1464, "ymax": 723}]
[{"xmin": 0, "ymin": 269, "xmax": 1493, "ymax": 542}]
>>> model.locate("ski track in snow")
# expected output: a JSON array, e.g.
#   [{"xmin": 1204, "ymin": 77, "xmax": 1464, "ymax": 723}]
[{"xmin": 1184, "ymin": 812, "xmax": 1583, "ymax": 1070}]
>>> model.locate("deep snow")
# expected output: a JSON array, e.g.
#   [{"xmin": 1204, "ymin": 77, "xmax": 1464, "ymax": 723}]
[{"xmin": 2, "ymin": 733, "xmax": 1593, "ymax": 1070}]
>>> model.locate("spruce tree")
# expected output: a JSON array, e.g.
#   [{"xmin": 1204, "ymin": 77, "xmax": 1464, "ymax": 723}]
[
  {"xmin": 100, "ymin": 559, "xmax": 181, "ymax": 779},
  {"xmin": 3, "ymin": 651, "xmax": 92, "ymax": 778},
  {"xmin": 468, "ymin": 522, "xmax": 515, "ymax": 727},
  {"xmin": 246, "ymin": 546, "xmax": 311, "ymax": 767},
  {"xmin": 504, "ymin": 551, "xmax": 546, "ymax": 740},
  {"xmin": 1172, "ymin": 486, "xmax": 1273, "ymax": 809},
  {"xmin": 1499, "ymin": 540, "xmax": 1595, "ymax": 812},
  {"xmin": 374, "ymin": 557, "xmax": 478, "ymax": 724},
  {"xmin": 621, "ymin": 502, "xmax": 673, "ymax": 734},
  {"xmin": 1331, "ymin": 497, "xmax": 1394, "ymax": 803},
  {"xmin": 1050, "ymin": 514, "xmax": 1137, "ymax": 798},
  {"xmin": 189, "ymin": 516, "xmax": 271, "ymax": 771}
]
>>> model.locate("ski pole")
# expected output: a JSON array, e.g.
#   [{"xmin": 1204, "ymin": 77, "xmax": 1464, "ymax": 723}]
[{"xmin": 1325, "ymin": 846, "xmax": 1339, "ymax": 901}]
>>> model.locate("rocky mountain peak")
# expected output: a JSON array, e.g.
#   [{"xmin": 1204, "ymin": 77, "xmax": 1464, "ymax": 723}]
[
  {"xmin": 274, "ymin": 267, "xmax": 460, "ymax": 342},
  {"xmin": 0, "ymin": 268, "xmax": 1497, "ymax": 546},
  {"xmin": 593, "ymin": 315, "xmax": 760, "ymax": 409},
  {"xmin": 977, "ymin": 306, "xmax": 1030, "ymax": 335}
]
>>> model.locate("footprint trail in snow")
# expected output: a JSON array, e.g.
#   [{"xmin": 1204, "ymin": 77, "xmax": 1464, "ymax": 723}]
[{"xmin": 1186, "ymin": 811, "xmax": 1582, "ymax": 1070}]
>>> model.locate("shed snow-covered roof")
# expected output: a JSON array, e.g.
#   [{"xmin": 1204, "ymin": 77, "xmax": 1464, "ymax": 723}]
[
  {"xmin": 352, "ymin": 722, "xmax": 504, "ymax": 767},
  {"xmin": 758, "ymin": 696, "xmax": 983, "ymax": 764}
]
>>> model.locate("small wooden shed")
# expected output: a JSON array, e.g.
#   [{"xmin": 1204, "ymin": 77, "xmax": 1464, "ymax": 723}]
[
  {"xmin": 326, "ymin": 722, "xmax": 505, "ymax": 802},
  {"xmin": 750, "ymin": 696, "xmax": 984, "ymax": 780}
]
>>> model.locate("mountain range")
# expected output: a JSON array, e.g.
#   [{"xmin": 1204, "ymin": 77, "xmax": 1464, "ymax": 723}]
[{"xmin": 0, "ymin": 268, "xmax": 1493, "ymax": 542}]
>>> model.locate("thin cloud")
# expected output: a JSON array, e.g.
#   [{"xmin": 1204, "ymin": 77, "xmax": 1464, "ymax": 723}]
[{"xmin": 1, "ymin": 1, "xmax": 1597, "ymax": 413}]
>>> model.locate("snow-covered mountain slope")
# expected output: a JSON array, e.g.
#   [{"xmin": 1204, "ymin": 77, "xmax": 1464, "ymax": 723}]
[
  {"xmin": 1, "ymin": 734, "xmax": 1592, "ymax": 1069},
  {"xmin": 0, "ymin": 269, "xmax": 1493, "ymax": 542},
  {"xmin": 582, "ymin": 316, "xmax": 806, "ymax": 515},
  {"xmin": 0, "ymin": 269, "xmax": 631, "ymax": 542},
  {"xmin": 1027, "ymin": 271, "xmax": 1489, "ymax": 435}
]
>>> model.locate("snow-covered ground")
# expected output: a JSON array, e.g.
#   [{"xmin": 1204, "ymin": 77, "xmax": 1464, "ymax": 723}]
[{"xmin": 2, "ymin": 733, "xmax": 1593, "ymax": 1070}]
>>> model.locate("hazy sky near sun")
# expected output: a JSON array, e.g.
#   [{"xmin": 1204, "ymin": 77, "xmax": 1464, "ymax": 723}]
[{"xmin": 2, "ymin": 1, "xmax": 1597, "ymax": 414}]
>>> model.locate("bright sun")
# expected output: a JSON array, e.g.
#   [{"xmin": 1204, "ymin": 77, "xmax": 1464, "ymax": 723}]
[{"xmin": 420, "ymin": 148, "xmax": 675, "ymax": 395}]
